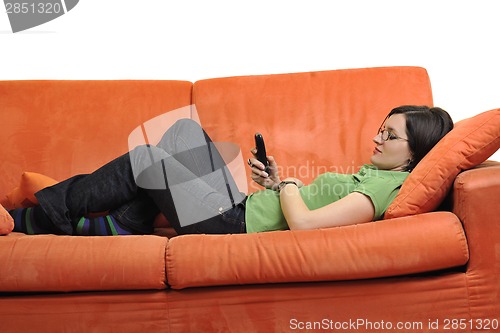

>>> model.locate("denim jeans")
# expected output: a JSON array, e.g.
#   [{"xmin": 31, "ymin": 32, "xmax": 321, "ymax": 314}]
[{"xmin": 35, "ymin": 119, "xmax": 247, "ymax": 235}]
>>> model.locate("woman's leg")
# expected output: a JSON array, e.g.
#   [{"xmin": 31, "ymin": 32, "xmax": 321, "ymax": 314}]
[
  {"xmin": 33, "ymin": 118, "xmax": 245, "ymax": 235},
  {"xmin": 136, "ymin": 119, "xmax": 246, "ymax": 234},
  {"xmin": 35, "ymin": 152, "xmax": 152, "ymax": 235},
  {"xmin": 10, "ymin": 205, "xmax": 62, "ymax": 234}
]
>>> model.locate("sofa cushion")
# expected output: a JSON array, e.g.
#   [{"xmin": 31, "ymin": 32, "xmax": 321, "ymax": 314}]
[
  {"xmin": 385, "ymin": 108, "xmax": 500, "ymax": 219},
  {"xmin": 0, "ymin": 233, "xmax": 168, "ymax": 292},
  {"xmin": 166, "ymin": 212, "xmax": 468, "ymax": 289},
  {"xmin": 20, "ymin": 172, "xmax": 59, "ymax": 204},
  {"xmin": 0, "ymin": 203, "xmax": 14, "ymax": 235},
  {"xmin": 2, "ymin": 187, "xmax": 27, "ymax": 210},
  {"xmin": 2, "ymin": 172, "xmax": 59, "ymax": 210}
]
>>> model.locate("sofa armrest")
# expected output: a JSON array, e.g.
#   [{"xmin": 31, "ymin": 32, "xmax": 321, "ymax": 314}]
[
  {"xmin": 452, "ymin": 161, "xmax": 500, "ymax": 266},
  {"xmin": 166, "ymin": 212, "xmax": 469, "ymax": 289},
  {"xmin": 452, "ymin": 161, "xmax": 500, "ymax": 269},
  {"xmin": 451, "ymin": 161, "xmax": 500, "ymax": 318}
]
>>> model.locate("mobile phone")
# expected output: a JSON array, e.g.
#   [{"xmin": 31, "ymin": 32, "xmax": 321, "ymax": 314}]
[{"xmin": 254, "ymin": 133, "xmax": 270, "ymax": 174}]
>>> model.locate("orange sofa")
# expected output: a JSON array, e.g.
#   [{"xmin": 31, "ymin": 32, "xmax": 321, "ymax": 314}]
[{"xmin": 1, "ymin": 67, "xmax": 499, "ymax": 333}]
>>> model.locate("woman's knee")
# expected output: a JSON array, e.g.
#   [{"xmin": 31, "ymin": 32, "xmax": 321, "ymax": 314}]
[
  {"xmin": 172, "ymin": 118, "xmax": 203, "ymax": 133},
  {"xmin": 158, "ymin": 119, "xmax": 206, "ymax": 150},
  {"xmin": 129, "ymin": 145, "xmax": 169, "ymax": 185}
]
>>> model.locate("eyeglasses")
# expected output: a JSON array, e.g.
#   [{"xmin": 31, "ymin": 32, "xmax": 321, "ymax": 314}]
[{"xmin": 377, "ymin": 128, "xmax": 408, "ymax": 142}]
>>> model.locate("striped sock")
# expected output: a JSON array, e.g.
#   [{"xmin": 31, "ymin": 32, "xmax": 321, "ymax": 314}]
[
  {"xmin": 9, "ymin": 206, "xmax": 53, "ymax": 234},
  {"xmin": 73, "ymin": 215, "xmax": 133, "ymax": 236}
]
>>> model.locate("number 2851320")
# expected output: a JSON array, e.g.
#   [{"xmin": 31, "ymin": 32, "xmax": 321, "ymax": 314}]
[{"xmin": 5, "ymin": 2, "xmax": 63, "ymax": 14}]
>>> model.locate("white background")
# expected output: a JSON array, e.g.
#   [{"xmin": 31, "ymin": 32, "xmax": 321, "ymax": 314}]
[{"xmin": 1, "ymin": 0, "xmax": 498, "ymax": 160}]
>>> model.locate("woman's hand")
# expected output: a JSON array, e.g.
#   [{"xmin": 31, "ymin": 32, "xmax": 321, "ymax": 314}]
[{"xmin": 248, "ymin": 148, "xmax": 281, "ymax": 189}]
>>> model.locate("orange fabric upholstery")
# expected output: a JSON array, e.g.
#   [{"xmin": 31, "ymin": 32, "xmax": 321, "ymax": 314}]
[
  {"xmin": 2, "ymin": 187, "xmax": 26, "ymax": 209},
  {"xmin": 0, "ymin": 80, "xmax": 193, "ymax": 201},
  {"xmin": 452, "ymin": 163, "xmax": 500, "ymax": 320},
  {"xmin": 0, "ymin": 203, "xmax": 14, "ymax": 235},
  {"xmin": 167, "ymin": 212, "xmax": 468, "ymax": 289},
  {"xmin": 162, "ymin": 274, "xmax": 471, "ymax": 333},
  {"xmin": 0, "ymin": 233, "xmax": 167, "ymax": 292},
  {"xmin": 19, "ymin": 172, "xmax": 59, "ymax": 205},
  {"xmin": 0, "ymin": 69, "xmax": 499, "ymax": 333},
  {"xmin": 386, "ymin": 108, "xmax": 500, "ymax": 218},
  {"xmin": 0, "ymin": 291, "xmax": 171, "ymax": 333},
  {"xmin": 2, "ymin": 172, "xmax": 59, "ymax": 210},
  {"xmin": 193, "ymin": 66, "xmax": 433, "ymax": 191}
]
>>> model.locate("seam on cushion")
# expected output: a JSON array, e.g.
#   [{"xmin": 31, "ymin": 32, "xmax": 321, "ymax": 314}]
[
  {"xmin": 162, "ymin": 237, "xmax": 168, "ymax": 289},
  {"xmin": 165, "ymin": 238, "xmax": 172, "ymax": 333},
  {"xmin": 165, "ymin": 237, "xmax": 185, "ymax": 289},
  {"xmin": 165, "ymin": 238, "xmax": 173, "ymax": 288},
  {"xmin": 456, "ymin": 173, "xmax": 474, "ymax": 321},
  {"xmin": 449, "ymin": 214, "xmax": 470, "ymax": 263},
  {"xmin": 463, "ymin": 267, "xmax": 474, "ymax": 322}
]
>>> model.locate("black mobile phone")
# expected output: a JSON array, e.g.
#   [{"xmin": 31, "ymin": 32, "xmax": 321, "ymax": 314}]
[{"xmin": 254, "ymin": 133, "xmax": 270, "ymax": 174}]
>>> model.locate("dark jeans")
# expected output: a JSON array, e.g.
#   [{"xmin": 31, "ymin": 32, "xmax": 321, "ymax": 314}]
[{"xmin": 35, "ymin": 119, "xmax": 247, "ymax": 235}]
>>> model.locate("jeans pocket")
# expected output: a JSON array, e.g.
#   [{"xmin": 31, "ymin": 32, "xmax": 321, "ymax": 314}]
[{"xmin": 220, "ymin": 203, "xmax": 246, "ymax": 233}]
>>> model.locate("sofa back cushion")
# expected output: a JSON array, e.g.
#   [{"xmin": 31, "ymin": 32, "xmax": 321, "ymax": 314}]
[
  {"xmin": 192, "ymin": 67, "xmax": 434, "ymax": 192},
  {"xmin": 0, "ymin": 80, "xmax": 192, "ymax": 200}
]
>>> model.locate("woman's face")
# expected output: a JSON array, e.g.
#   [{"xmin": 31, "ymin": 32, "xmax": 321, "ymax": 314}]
[{"xmin": 370, "ymin": 114, "xmax": 413, "ymax": 171}]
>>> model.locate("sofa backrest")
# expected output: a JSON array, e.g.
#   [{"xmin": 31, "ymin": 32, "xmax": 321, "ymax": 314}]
[
  {"xmin": 193, "ymin": 66, "xmax": 434, "ymax": 191},
  {"xmin": 0, "ymin": 68, "xmax": 434, "ymax": 199},
  {"xmin": 0, "ymin": 80, "xmax": 192, "ymax": 199}
]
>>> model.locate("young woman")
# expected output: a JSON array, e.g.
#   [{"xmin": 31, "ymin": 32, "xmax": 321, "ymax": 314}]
[{"xmin": 9, "ymin": 105, "xmax": 453, "ymax": 236}]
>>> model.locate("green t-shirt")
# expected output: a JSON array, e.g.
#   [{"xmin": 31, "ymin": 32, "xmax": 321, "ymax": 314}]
[{"xmin": 245, "ymin": 164, "xmax": 409, "ymax": 233}]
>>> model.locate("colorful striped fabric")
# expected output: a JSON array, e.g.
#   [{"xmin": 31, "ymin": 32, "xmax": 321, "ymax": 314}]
[
  {"xmin": 75, "ymin": 215, "xmax": 132, "ymax": 236},
  {"xmin": 10, "ymin": 207, "xmax": 133, "ymax": 236},
  {"xmin": 12, "ymin": 207, "xmax": 51, "ymax": 234}
]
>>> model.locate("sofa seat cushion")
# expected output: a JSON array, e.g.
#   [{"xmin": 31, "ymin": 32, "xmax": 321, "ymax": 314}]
[
  {"xmin": 0, "ymin": 234, "xmax": 168, "ymax": 292},
  {"xmin": 166, "ymin": 211, "xmax": 468, "ymax": 289}
]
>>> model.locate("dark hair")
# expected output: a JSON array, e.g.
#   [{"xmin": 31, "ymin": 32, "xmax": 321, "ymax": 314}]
[{"xmin": 380, "ymin": 105, "xmax": 454, "ymax": 172}]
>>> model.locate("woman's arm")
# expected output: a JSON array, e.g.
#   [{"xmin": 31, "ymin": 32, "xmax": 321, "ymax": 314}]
[{"xmin": 279, "ymin": 180, "xmax": 375, "ymax": 230}]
